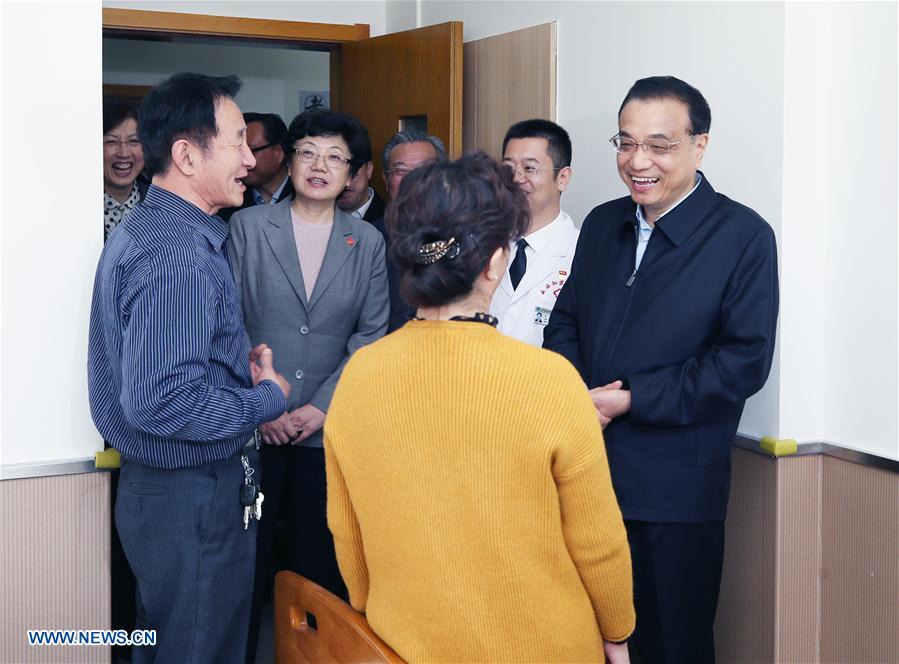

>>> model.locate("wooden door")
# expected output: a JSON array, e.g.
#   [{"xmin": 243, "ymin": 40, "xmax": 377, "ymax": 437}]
[
  {"xmin": 335, "ymin": 22, "xmax": 463, "ymax": 200},
  {"xmin": 463, "ymin": 23, "xmax": 556, "ymax": 159}
]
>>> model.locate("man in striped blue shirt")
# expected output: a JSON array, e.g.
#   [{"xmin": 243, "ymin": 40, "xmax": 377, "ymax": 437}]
[{"xmin": 88, "ymin": 73, "xmax": 290, "ymax": 663}]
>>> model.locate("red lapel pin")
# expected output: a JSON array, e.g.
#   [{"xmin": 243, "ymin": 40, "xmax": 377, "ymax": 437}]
[{"xmin": 346, "ymin": 237, "xmax": 356, "ymax": 247}]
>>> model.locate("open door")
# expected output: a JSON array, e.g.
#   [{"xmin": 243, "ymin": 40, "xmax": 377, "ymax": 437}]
[{"xmin": 335, "ymin": 22, "xmax": 463, "ymax": 201}]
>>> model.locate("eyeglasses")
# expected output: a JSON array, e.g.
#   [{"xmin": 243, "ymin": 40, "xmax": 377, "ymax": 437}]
[
  {"xmin": 249, "ymin": 142, "xmax": 279, "ymax": 154},
  {"xmin": 292, "ymin": 147, "xmax": 351, "ymax": 168},
  {"xmin": 609, "ymin": 134, "xmax": 695, "ymax": 156},
  {"xmin": 103, "ymin": 138, "xmax": 141, "ymax": 150},
  {"xmin": 503, "ymin": 163, "xmax": 562, "ymax": 180},
  {"xmin": 385, "ymin": 160, "xmax": 437, "ymax": 179}
]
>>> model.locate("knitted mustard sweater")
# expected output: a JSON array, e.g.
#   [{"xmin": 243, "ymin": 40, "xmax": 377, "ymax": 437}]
[{"xmin": 324, "ymin": 320, "xmax": 635, "ymax": 662}]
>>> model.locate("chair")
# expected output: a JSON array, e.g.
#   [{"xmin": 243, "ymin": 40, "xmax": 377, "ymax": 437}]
[{"xmin": 274, "ymin": 571, "xmax": 404, "ymax": 663}]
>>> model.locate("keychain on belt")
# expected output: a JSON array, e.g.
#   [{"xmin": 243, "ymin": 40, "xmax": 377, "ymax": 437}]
[{"xmin": 239, "ymin": 448, "xmax": 264, "ymax": 530}]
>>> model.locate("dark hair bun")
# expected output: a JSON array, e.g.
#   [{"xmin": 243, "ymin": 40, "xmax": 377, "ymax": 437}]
[{"xmin": 387, "ymin": 151, "xmax": 529, "ymax": 309}]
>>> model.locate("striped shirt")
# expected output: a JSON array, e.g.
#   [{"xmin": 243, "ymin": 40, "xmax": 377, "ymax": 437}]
[{"xmin": 88, "ymin": 185, "xmax": 287, "ymax": 469}]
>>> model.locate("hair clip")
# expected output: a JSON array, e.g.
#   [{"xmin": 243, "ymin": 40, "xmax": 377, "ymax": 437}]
[{"xmin": 416, "ymin": 237, "xmax": 460, "ymax": 264}]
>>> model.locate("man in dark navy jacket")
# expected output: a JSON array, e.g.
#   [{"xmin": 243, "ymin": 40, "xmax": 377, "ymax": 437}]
[{"xmin": 544, "ymin": 76, "xmax": 778, "ymax": 663}]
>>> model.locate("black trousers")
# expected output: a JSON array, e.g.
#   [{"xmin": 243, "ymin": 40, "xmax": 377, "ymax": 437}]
[
  {"xmin": 246, "ymin": 445, "xmax": 347, "ymax": 663},
  {"xmin": 625, "ymin": 520, "xmax": 726, "ymax": 664},
  {"xmin": 116, "ymin": 449, "xmax": 258, "ymax": 664}
]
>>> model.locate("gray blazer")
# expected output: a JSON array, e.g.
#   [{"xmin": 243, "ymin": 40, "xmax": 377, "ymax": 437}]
[{"xmin": 229, "ymin": 198, "xmax": 389, "ymax": 447}]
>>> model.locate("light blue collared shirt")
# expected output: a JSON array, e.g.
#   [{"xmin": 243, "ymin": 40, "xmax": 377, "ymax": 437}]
[
  {"xmin": 634, "ymin": 173, "xmax": 703, "ymax": 271},
  {"xmin": 252, "ymin": 175, "xmax": 290, "ymax": 206}
]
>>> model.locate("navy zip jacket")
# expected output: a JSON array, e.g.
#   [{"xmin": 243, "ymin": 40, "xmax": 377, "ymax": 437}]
[{"xmin": 544, "ymin": 173, "xmax": 778, "ymax": 522}]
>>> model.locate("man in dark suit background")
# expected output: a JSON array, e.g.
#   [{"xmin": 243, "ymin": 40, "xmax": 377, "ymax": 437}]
[
  {"xmin": 336, "ymin": 122, "xmax": 385, "ymax": 222},
  {"xmin": 219, "ymin": 112, "xmax": 293, "ymax": 221},
  {"xmin": 375, "ymin": 130, "xmax": 447, "ymax": 331},
  {"xmin": 544, "ymin": 76, "xmax": 779, "ymax": 663}
]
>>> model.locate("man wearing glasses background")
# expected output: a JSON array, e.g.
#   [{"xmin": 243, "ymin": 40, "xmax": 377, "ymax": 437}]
[
  {"xmin": 220, "ymin": 112, "xmax": 293, "ymax": 221},
  {"xmin": 381, "ymin": 129, "xmax": 446, "ymax": 200},
  {"xmin": 336, "ymin": 121, "xmax": 386, "ymax": 223},
  {"xmin": 490, "ymin": 119, "xmax": 579, "ymax": 347},
  {"xmin": 544, "ymin": 76, "xmax": 779, "ymax": 662}
]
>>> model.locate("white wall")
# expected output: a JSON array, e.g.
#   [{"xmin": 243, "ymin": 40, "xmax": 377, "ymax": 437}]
[
  {"xmin": 104, "ymin": 38, "xmax": 330, "ymax": 122},
  {"xmin": 1, "ymin": 1, "xmax": 103, "ymax": 465},
  {"xmin": 386, "ymin": 0, "xmax": 419, "ymax": 33},
  {"xmin": 779, "ymin": 2, "xmax": 898, "ymax": 459},
  {"xmin": 422, "ymin": 0, "xmax": 785, "ymax": 262},
  {"xmin": 422, "ymin": 0, "xmax": 786, "ymax": 441},
  {"xmin": 102, "ymin": 0, "xmax": 387, "ymax": 37}
]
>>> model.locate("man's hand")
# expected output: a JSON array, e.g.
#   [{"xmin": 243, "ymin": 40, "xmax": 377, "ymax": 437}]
[
  {"xmin": 603, "ymin": 640, "xmax": 630, "ymax": 663},
  {"xmin": 598, "ymin": 411, "xmax": 612, "ymax": 429},
  {"xmin": 260, "ymin": 412, "xmax": 299, "ymax": 445},
  {"xmin": 286, "ymin": 404, "xmax": 326, "ymax": 444},
  {"xmin": 589, "ymin": 380, "xmax": 631, "ymax": 427},
  {"xmin": 249, "ymin": 343, "xmax": 291, "ymax": 399}
]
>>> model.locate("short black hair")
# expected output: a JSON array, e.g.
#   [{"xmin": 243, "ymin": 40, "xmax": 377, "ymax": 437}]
[
  {"xmin": 387, "ymin": 152, "xmax": 530, "ymax": 309},
  {"xmin": 103, "ymin": 98, "xmax": 139, "ymax": 135},
  {"xmin": 138, "ymin": 72, "xmax": 242, "ymax": 177},
  {"xmin": 243, "ymin": 112, "xmax": 287, "ymax": 145},
  {"xmin": 501, "ymin": 119, "xmax": 572, "ymax": 170},
  {"xmin": 618, "ymin": 76, "xmax": 712, "ymax": 134},
  {"xmin": 283, "ymin": 109, "xmax": 369, "ymax": 177},
  {"xmin": 348, "ymin": 120, "xmax": 373, "ymax": 166}
]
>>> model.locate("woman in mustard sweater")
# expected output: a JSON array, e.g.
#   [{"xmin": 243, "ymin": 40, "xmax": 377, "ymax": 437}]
[{"xmin": 324, "ymin": 153, "xmax": 635, "ymax": 663}]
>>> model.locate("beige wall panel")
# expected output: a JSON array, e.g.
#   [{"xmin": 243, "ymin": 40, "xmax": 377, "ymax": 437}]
[
  {"xmin": 820, "ymin": 457, "xmax": 899, "ymax": 663},
  {"xmin": 0, "ymin": 472, "xmax": 111, "ymax": 663},
  {"xmin": 462, "ymin": 22, "xmax": 556, "ymax": 159},
  {"xmin": 716, "ymin": 448, "xmax": 777, "ymax": 662},
  {"xmin": 774, "ymin": 455, "xmax": 822, "ymax": 662}
]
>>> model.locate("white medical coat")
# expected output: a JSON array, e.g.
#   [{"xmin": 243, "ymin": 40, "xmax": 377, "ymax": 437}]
[{"xmin": 490, "ymin": 211, "xmax": 579, "ymax": 347}]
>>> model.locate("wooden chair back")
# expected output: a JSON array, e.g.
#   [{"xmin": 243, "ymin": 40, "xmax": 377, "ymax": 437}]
[{"xmin": 274, "ymin": 571, "xmax": 404, "ymax": 663}]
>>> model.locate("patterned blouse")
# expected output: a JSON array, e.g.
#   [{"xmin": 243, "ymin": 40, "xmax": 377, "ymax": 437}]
[{"xmin": 103, "ymin": 183, "xmax": 141, "ymax": 241}]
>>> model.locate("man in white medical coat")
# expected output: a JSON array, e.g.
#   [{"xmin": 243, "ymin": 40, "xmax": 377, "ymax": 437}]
[{"xmin": 491, "ymin": 119, "xmax": 579, "ymax": 346}]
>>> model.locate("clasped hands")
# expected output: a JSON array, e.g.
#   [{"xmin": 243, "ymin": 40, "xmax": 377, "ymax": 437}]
[
  {"xmin": 260, "ymin": 405, "xmax": 326, "ymax": 445},
  {"xmin": 589, "ymin": 380, "xmax": 631, "ymax": 429}
]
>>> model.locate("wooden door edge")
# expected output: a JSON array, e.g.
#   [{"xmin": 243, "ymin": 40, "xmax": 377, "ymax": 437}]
[
  {"xmin": 103, "ymin": 84, "xmax": 153, "ymax": 99},
  {"xmin": 449, "ymin": 21, "xmax": 464, "ymax": 158},
  {"xmin": 329, "ymin": 48, "xmax": 341, "ymax": 111},
  {"xmin": 102, "ymin": 8, "xmax": 368, "ymax": 44}
]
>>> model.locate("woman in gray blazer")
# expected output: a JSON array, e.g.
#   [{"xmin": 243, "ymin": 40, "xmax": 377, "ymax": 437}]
[{"xmin": 230, "ymin": 109, "xmax": 389, "ymax": 660}]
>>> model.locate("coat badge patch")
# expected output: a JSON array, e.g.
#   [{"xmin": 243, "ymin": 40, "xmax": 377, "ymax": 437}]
[{"xmin": 534, "ymin": 306, "xmax": 552, "ymax": 326}]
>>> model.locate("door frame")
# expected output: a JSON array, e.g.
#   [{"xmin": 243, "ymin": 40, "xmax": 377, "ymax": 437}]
[
  {"xmin": 102, "ymin": 8, "xmax": 369, "ymax": 43},
  {"xmin": 102, "ymin": 8, "xmax": 370, "ymax": 109}
]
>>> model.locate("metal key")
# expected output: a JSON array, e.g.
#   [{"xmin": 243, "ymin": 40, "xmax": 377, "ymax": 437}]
[
  {"xmin": 254, "ymin": 491, "xmax": 265, "ymax": 521},
  {"xmin": 240, "ymin": 482, "xmax": 258, "ymax": 531}
]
